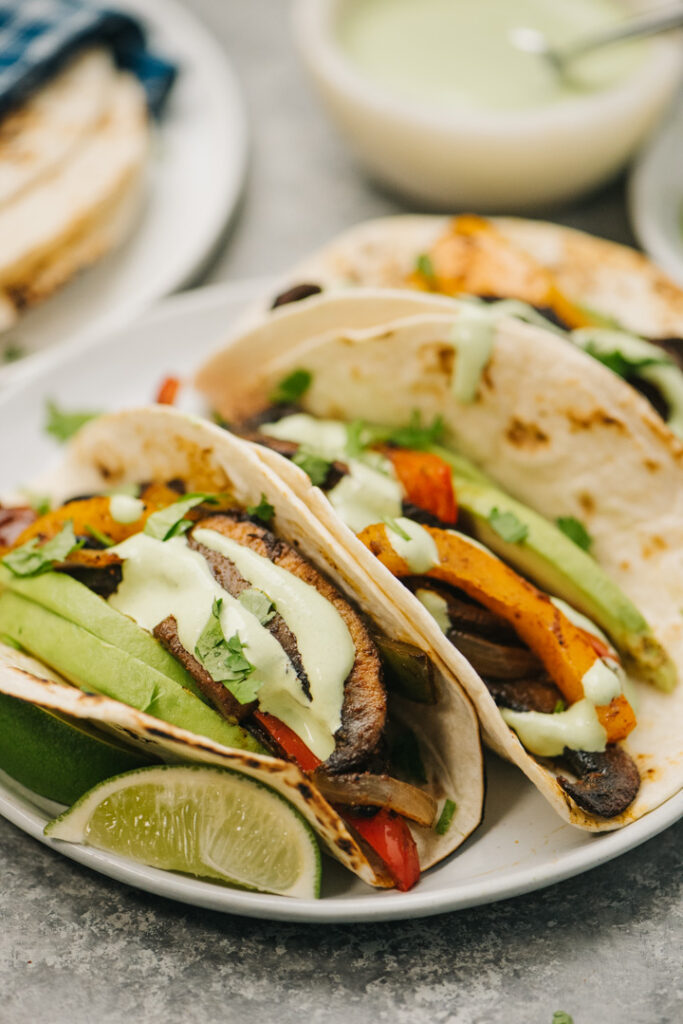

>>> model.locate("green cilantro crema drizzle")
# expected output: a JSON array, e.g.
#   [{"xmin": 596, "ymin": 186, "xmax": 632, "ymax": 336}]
[{"xmin": 108, "ymin": 531, "xmax": 354, "ymax": 760}]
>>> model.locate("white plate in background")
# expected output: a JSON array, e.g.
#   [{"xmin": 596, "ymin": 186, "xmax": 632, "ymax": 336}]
[
  {"xmin": 0, "ymin": 280, "xmax": 680, "ymax": 923},
  {"xmin": 0, "ymin": 0, "xmax": 247, "ymax": 383},
  {"xmin": 629, "ymin": 96, "xmax": 683, "ymax": 286}
]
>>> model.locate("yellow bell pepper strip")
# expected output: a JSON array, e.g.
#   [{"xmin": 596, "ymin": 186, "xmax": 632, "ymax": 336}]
[{"xmin": 357, "ymin": 521, "xmax": 636, "ymax": 744}]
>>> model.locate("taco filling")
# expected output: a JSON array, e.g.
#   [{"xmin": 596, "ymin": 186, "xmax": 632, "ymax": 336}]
[
  {"xmin": 0, "ymin": 483, "xmax": 464, "ymax": 891},
  {"xmin": 232, "ymin": 403, "xmax": 678, "ymax": 820}
]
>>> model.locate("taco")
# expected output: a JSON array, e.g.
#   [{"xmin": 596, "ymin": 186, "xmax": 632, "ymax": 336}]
[
  {"xmin": 257, "ymin": 214, "xmax": 683, "ymax": 441},
  {"xmin": 196, "ymin": 287, "xmax": 683, "ymax": 830},
  {"xmin": 0, "ymin": 406, "xmax": 483, "ymax": 893}
]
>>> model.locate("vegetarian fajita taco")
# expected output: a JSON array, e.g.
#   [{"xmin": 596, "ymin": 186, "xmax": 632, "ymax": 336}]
[
  {"xmin": 196, "ymin": 288, "xmax": 683, "ymax": 830},
  {"xmin": 259, "ymin": 214, "xmax": 683, "ymax": 440},
  {"xmin": 0, "ymin": 406, "xmax": 483, "ymax": 893}
]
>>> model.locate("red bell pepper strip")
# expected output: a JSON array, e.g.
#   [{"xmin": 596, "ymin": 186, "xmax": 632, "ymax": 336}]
[
  {"xmin": 343, "ymin": 809, "xmax": 421, "ymax": 891},
  {"xmin": 387, "ymin": 449, "xmax": 457, "ymax": 524},
  {"xmin": 155, "ymin": 376, "xmax": 181, "ymax": 405},
  {"xmin": 253, "ymin": 710, "xmax": 322, "ymax": 773}
]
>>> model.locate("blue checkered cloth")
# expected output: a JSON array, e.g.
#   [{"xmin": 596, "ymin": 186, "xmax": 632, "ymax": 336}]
[{"xmin": 0, "ymin": 0, "xmax": 177, "ymax": 117}]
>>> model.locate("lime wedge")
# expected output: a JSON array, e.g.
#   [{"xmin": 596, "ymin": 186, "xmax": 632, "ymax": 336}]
[{"xmin": 45, "ymin": 765, "xmax": 321, "ymax": 898}]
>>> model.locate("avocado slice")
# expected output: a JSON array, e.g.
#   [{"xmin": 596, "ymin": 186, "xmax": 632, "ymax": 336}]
[
  {"xmin": 0, "ymin": 566, "xmax": 203, "ymax": 700},
  {"xmin": 0, "ymin": 692, "xmax": 154, "ymax": 805},
  {"xmin": 0, "ymin": 590, "xmax": 265, "ymax": 753},
  {"xmin": 431, "ymin": 448, "xmax": 676, "ymax": 692}
]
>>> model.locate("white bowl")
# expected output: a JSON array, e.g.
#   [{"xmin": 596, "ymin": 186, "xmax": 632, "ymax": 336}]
[{"xmin": 293, "ymin": 0, "xmax": 683, "ymax": 211}]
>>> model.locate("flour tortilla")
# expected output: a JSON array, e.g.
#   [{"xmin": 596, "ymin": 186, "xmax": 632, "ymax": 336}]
[
  {"xmin": 0, "ymin": 49, "xmax": 148, "ymax": 332},
  {"xmin": 0, "ymin": 406, "xmax": 483, "ymax": 888},
  {"xmin": 263, "ymin": 214, "xmax": 683, "ymax": 340},
  {"xmin": 196, "ymin": 289, "xmax": 683, "ymax": 830}
]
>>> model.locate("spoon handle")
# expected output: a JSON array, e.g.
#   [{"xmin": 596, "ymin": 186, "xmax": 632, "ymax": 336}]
[{"xmin": 563, "ymin": 3, "xmax": 683, "ymax": 61}]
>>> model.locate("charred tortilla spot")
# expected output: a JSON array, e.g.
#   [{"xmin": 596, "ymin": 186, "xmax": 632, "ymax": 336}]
[
  {"xmin": 505, "ymin": 417, "xmax": 549, "ymax": 449},
  {"xmin": 271, "ymin": 283, "xmax": 322, "ymax": 309},
  {"xmin": 567, "ymin": 409, "xmax": 627, "ymax": 433},
  {"xmin": 297, "ymin": 782, "xmax": 314, "ymax": 799},
  {"xmin": 578, "ymin": 491, "xmax": 595, "ymax": 514}
]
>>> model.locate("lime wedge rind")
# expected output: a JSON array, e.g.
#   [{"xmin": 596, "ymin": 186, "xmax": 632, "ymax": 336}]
[{"xmin": 45, "ymin": 764, "xmax": 321, "ymax": 899}]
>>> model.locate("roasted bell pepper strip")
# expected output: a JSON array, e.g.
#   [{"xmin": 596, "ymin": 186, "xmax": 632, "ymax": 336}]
[
  {"xmin": 387, "ymin": 449, "xmax": 457, "ymax": 524},
  {"xmin": 408, "ymin": 215, "xmax": 594, "ymax": 330},
  {"xmin": 357, "ymin": 522, "xmax": 636, "ymax": 744},
  {"xmin": 2, "ymin": 485, "xmax": 184, "ymax": 554},
  {"xmin": 342, "ymin": 809, "xmax": 420, "ymax": 892},
  {"xmin": 155, "ymin": 376, "xmax": 181, "ymax": 405},
  {"xmin": 253, "ymin": 710, "xmax": 322, "ymax": 773}
]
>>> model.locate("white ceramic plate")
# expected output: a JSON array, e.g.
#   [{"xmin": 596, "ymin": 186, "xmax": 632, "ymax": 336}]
[
  {"xmin": 629, "ymin": 97, "xmax": 683, "ymax": 286},
  {"xmin": 0, "ymin": 0, "xmax": 246, "ymax": 383},
  {"xmin": 0, "ymin": 281, "xmax": 681, "ymax": 923}
]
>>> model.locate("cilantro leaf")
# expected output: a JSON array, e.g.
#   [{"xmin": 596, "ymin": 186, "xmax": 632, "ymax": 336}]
[
  {"xmin": 22, "ymin": 492, "xmax": 51, "ymax": 516},
  {"xmin": 556, "ymin": 515, "xmax": 592, "ymax": 552},
  {"xmin": 292, "ymin": 450, "xmax": 332, "ymax": 486},
  {"xmin": 584, "ymin": 342, "xmax": 668, "ymax": 380},
  {"xmin": 552, "ymin": 1014, "xmax": 574, "ymax": 1024},
  {"xmin": 239, "ymin": 588, "xmax": 277, "ymax": 625},
  {"xmin": 246, "ymin": 493, "xmax": 275, "ymax": 524},
  {"xmin": 144, "ymin": 494, "xmax": 217, "ymax": 541},
  {"xmin": 85, "ymin": 524, "xmax": 115, "ymax": 548},
  {"xmin": 435, "ymin": 799, "xmax": 457, "ymax": 835},
  {"xmin": 269, "ymin": 368, "xmax": 312, "ymax": 405},
  {"xmin": 386, "ymin": 411, "xmax": 445, "ymax": 450},
  {"xmin": 487, "ymin": 508, "xmax": 528, "ymax": 544},
  {"xmin": 553, "ymin": 699, "xmax": 566, "ymax": 714},
  {"xmin": 415, "ymin": 253, "xmax": 436, "ymax": 280},
  {"xmin": 2, "ymin": 521, "xmax": 83, "ymax": 577},
  {"xmin": 345, "ymin": 419, "xmax": 368, "ymax": 458},
  {"xmin": 384, "ymin": 516, "xmax": 411, "ymax": 541},
  {"xmin": 194, "ymin": 599, "xmax": 260, "ymax": 704},
  {"xmin": 44, "ymin": 400, "xmax": 100, "ymax": 443}
]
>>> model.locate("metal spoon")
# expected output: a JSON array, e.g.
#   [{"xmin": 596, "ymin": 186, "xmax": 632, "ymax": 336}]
[{"xmin": 510, "ymin": 3, "xmax": 683, "ymax": 77}]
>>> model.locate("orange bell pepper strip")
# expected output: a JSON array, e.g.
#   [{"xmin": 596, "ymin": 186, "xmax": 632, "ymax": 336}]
[
  {"xmin": 357, "ymin": 522, "xmax": 636, "ymax": 744},
  {"xmin": 408, "ymin": 215, "xmax": 595, "ymax": 330},
  {"xmin": 2, "ymin": 484, "xmax": 190, "ymax": 556},
  {"xmin": 386, "ymin": 449, "xmax": 457, "ymax": 524}
]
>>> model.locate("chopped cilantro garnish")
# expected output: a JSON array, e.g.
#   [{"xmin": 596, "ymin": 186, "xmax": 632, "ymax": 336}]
[
  {"xmin": 3, "ymin": 342, "xmax": 24, "ymax": 364},
  {"xmin": 22, "ymin": 492, "xmax": 51, "ymax": 516},
  {"xmin": 415, "ymin": 253, "xmax": 436, "ymax": 280},
  {"xmin": 583, "ymin": 342, "xmax": 668, "ymax": 380},
  {"xmin": 44, "ymin": 400, "xmax": 100, "ymax": 443},
  {"xmin": 85, "ymin": 524, "xmax": 115, "ymax": 548},
  {"xmin": 556, "ymin": 515, "xmax": 592, "ymax": 552},
  {"xmin": 2, "ymin": 521, "xmax": 83, "ymax": 577},
  {"xmin": 386, "ymin": 411, "xmax": 445, "ymax": 450},
  {"xmin": 292, "ymin": 450, "xmax": 332, "ymax": 486},
  {"xmin": 246, "ymin": 493, "xmax": 275, "ymax": 523},
  {"xmin": 389, "ymin": 727, "xmax": 427, "ymax": 784},
  {"xmin": 552, "ymin": 1013, "xmax": 574, "ymax": 1024},
  {"xmin": 487, "ymin": 507, "xmax": 528, "ymax": 544},
  {"xmin": 435, "ymin": 799, "xmax": 456, "ymax": 835},
  {"xmin": 269, "ymin": 368, "xmax": 312, "ymax": 405},
  {"xmin": 144, "ymin": 493, "xmax": 218, "ymax": 541},
  {"xmin": 195, "ymin": 599, "xmax": 260, "ymax": 704},
  {"xmin": 384, "ymin": 517, "xmax": 411, "ymax": 542},
  {"xmin": 553, "ymin": 699, "xmax": 566, "ymax": 714},
  {"xmin": 239, "ymin": 588, "xmax": 277, "ymax": 625},
  {"xmin": 345, "ymin": 419, "xmax": 368, "ymax": 458}
]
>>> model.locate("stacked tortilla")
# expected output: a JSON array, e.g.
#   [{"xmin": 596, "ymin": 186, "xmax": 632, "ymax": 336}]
[{"xmin": 0, "ymin": 48, "xmax": 149, "ymax": 332}]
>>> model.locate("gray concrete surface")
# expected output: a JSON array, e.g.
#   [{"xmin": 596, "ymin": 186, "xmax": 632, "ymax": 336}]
[{"xmin": 1, "ymin": 2, "xmax": 680, "ymax": 1022}]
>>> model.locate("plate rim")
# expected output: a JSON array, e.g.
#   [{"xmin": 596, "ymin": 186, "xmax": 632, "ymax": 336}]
[{"xmin": 0, "ymin": 279, "xmax": 681, "ymax": 923}]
